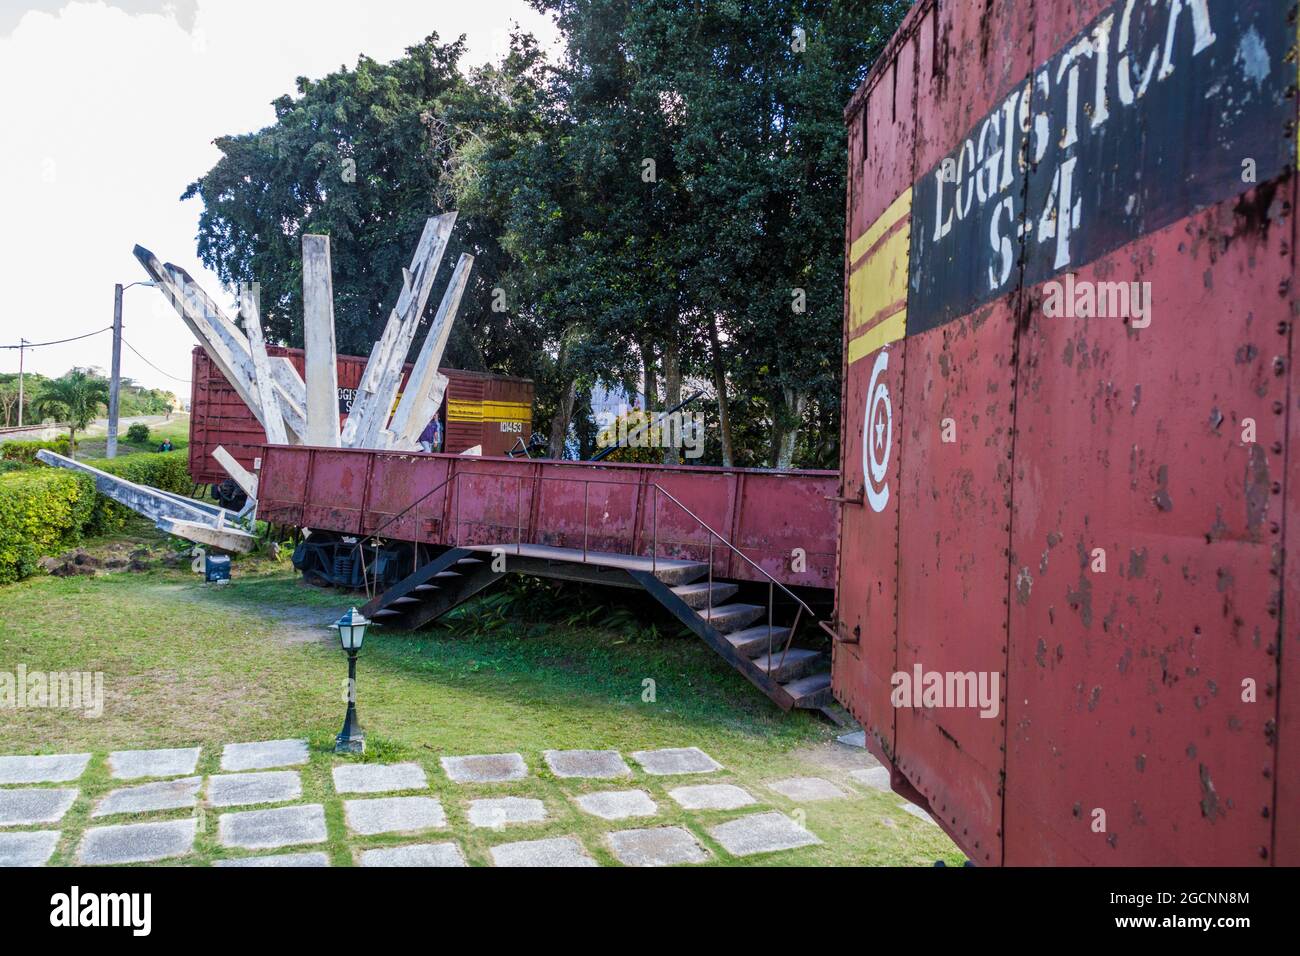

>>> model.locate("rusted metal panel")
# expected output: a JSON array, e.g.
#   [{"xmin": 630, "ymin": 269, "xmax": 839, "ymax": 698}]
[
  {"xmin": 257, "ymin": 445, "xmax": 838, "ymax": 591},
  {"xmin": 838, "ymin": 0, "xmax": 1297, "ymax": 866}
]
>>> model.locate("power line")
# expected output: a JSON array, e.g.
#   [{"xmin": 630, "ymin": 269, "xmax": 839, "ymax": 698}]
[
  {"xmin": 120, "ymin": 336, "xmax": 191, "ymax": 384},
  {"xmin": 0, "ymin": 327, "xmax": 112, "ymax": 349}
]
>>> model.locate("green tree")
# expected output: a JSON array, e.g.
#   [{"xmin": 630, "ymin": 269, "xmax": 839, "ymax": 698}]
[{"xmin": 31, "ymin": 371, "xmax": 110, "ymax": 458}]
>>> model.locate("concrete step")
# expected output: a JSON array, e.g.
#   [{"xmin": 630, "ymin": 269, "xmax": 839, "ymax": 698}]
[
  {"xmin": 412, "ymin": 584, "xmax": 439, "ymax": 593},
  {"xmin": 371, "ymin": 608, "xmax": 406, "ymax": 619},
  {"xmin": 750, "ymin": 648, "xmax": 823, "ymax": 683},
  {"xmin": 782, "ymin": 671, "xmax": 833, "ymax": 708},
  {"xmin": 724, "ymin": 625, "xmax": 791, "ymax": 658},
  {"xmin": 671, "ymin": 581, "xmax": 739, "ymax": 609},
  {"xmin": 389, "ymin": 596, "xmax": 422, "ymax": 606},
  {"xmin": 699, "ymin": 603, "xmax": 765, "ymax": 634}
]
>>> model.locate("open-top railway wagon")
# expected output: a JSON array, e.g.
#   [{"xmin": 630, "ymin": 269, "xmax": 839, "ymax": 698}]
[{"xmin": 833, "ymin": 0, "xmax": 1298, "ymax": 865}]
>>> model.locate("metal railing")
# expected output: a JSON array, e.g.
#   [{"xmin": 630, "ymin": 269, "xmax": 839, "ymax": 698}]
[
  {"xmin": 350, "ymin": 464, "xmax": 827, "ymax": 673},
  {"xmin": 650, "ymin": 482, "xmax": 816, "ymax": 676}
]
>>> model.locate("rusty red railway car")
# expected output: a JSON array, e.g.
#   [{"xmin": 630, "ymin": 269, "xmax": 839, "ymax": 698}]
[
  {"xmin": 187, "ymin": 346, "xmax": 533, "ymax": 485},
  {"xmin": 256, "ymin": 444, "xmax": 839, "ymax": 592},
  {"xmin": 833, "ymin": 0, "xmax": 1297, "ymax": 865}
]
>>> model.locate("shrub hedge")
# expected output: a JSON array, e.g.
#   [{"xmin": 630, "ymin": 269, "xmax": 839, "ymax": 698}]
[
  {"xmin": 0, "ymin": 436, "xmax": 71, "ymax": 463},
  {"xmin": 0, "ymin": 449, "xmax": 191, "ymax": 584}
]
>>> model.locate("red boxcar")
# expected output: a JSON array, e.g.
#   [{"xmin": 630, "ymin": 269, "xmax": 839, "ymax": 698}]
[
  {"xmin": 834, "ymin": 0, "xmax": 1297, "ymax": 865},
  {"xmin": 187, "ymin": 346, "xmax": 533, "ymax": 484}
]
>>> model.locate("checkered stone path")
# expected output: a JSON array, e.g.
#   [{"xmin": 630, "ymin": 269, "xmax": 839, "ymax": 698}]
[
  {"xmin": 0, "ymin": 831, "xmax": 60, "ymax": 867},
  {"xmin": 0, "ymin": 788, "xmax": 78, "ymax": 826},
  {"xmin": 630, "ymin": 747, "xmax": 721, "ymax": 775},
  {"xmin": 79, "ymin": 818, "xmax": 198, "ymax": 865},
  {"xmin": 468, "ymin": 797, "xmax": 546, "ymax": 829},
  {"xmin": 332, "ymin": 762, "xmax": 427, "ymax": 794},
  {"xmin": 0, "ymin": 753, "xmax": 90, "ymax": 785},
  {"xmin": 767, "ymin": 777, "xmax": 849, "ymax": 802},
  {"xmin": 108, "ymin": 747, "xmax": 200, "ymax": 780},
  {"xmin": 440, "ymin": 752, "xmax": 527, "ymax": 783},
  {"xmin": 668, "ymin": 783, "xmax": 757, "ymax": 811},
  {"xmin": 360, "ymin": 842, "xmax": 467, "ymax": 867},
  {"xmin": 344, "ymin": 796, "xmax": 446, "ymax": 836},
  {"xmin": 708, "ymin": 811, "xmax": 821, "ymax": 857},
  {"xmin": 208, "ymin": 771, "xmax": 302, "ymax": 808},
  {"xmin": 220, "ymin": 739, "xmax": 309, "ymax": 772},
  {"xmin": 607, "ymin": 826, "xmax": 710, "ymax": 867},
  {"xmin": 543, "ymin": 749, "xmax": 631, "ymax": 779},
  {"xmin": 574, "ymin": 789, "xmax": 657, "ymax": 821},
  {"xmin": 215, "ymin": 852, "xmax": 330, "ymax": 868},
  {"xmin": 93, "ymin": 777, "xmax": 201, "ymax": 817},
  {"xmin": 490, "ymin": 835, "xmax": 597, "ymax": 867},
  {"xmin": 218, "ymin": 804, "xmax": 327, "ymax": 850}
]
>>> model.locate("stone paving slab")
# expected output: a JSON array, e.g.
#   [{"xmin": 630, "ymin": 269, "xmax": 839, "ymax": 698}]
[
  {"xmin": 767, "ymin": 776, "xmax": 849, "ymax": 803},
  {"xmin": 0, "ymin": 830, "xmax": 60, "ymax": 867},
  {"xmin": 630, "ymin": 747, "xmax": 721, "ymax": 775},
  {"xmin": 543, "ymin": 749, "xmax": 631, "ymax": 779},
  {"xmin": 332, "ymin": 762, "xmax": 427, "ymax": 794},
  {"xmin": 849, "ymin": 766, "xmax": 891, "ymax": 791},
  {"xmin": 574, "ymin": 789, "xmax": 657, "ymax": 821},
  {"xmin": 489, "ymin": 835, "xmax": 597, "ymax": 867},
  {"xmin": 836, "ymin": 730, "xmax": 867, "ymax": 748},
  {"xmin": 468, "ymin": 797, "xmax": 547, "ymax": 829},
  {"xmin": 208, "ymin": 771, "xmax": 302, "ymax": 808},
  {"xmin": 607, "ymin": 826, "xmax": 710, "ymax": 866},
  {"xmin": 220, "ymin": 739, "xmax": 309, "ymax": 772},
  {"xmin": 0, "ymin": 788, "xmax": 78, "ymax": 826},
  {"xmin": 708, "ymin": 811, "xmax": 821, "ymax": 857},
  {"xmin": 440, "ymin": 752, "xmax": 527, "ymax": 783},
  {"xmin": 215, "ymin": 852, "xmax": 330, "ymax": 868},
  {"xmin": 0, "ymin": 753, "xmax": 90, "ymax": 785},
  {"xmin": 108, "ymin": 747, "xmax": 200, "ymax": 780},
  {"xmin": 343, "ymin": 796, "xmax": 446, "ymax": 836},
  {"xmin": 218, "ymin": 805, "xmax": 326, "ymax": 850},
  {"xmin": 360, "ymin": 842, "xmax": 467, "ymax": 867},
  {"xmin": 93, "ymin": 777, "xmax": 201, "ymax": 818},
  {"xmin": 79, "ymin": 818, "xmax": 198, "ymax": 864},
  {"xmin": 667, "ymin": 783, "xmax": 758, "ymax": 811}
]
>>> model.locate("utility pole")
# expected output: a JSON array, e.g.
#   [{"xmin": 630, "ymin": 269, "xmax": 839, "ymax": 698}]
[
  {"xmin": 107, "ymin": 283, "xmax": 124, "ymax": 458},
  {"xmin": 16, "ymin": 338, "xmax": 26, "ymax": 427}
]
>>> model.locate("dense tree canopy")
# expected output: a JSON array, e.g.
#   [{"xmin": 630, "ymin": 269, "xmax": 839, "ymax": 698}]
[{"xmin": 184, "ymin": 1, "xmax": 910, "ymax": 467}]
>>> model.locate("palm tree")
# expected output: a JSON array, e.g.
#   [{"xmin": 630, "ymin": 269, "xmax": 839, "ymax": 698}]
[{"xmin": 31, "ymin": 371, "xmax": 110, "ymax": 459}]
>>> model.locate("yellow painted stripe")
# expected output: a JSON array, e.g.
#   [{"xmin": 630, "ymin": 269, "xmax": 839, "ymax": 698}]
[
  {"xmin": 848, "ymin": 226, "xmax": 910, "ymax": 332},
  {"xmin": 847, "ymin": 308, "xmax": 906, "ymax": 364},
  {"xmin": 849, "ymin": 187, "xmax": 912, "ymax": 264}
]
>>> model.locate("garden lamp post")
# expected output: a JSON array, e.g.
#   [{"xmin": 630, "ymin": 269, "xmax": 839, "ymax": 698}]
[{"xmin": 331, "ymin": 607, "xmax": 372, "ymax": 754}]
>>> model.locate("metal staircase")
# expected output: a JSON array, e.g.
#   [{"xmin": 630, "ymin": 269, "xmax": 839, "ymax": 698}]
[{"xmin": 352, "ymin": 473, "xmax": 834, "ymax": 713}]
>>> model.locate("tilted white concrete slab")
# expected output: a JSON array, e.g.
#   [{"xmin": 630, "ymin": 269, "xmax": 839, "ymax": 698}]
[{"xmin": 302, "ymin": 234, "xmax": 341, "ymax": 447}]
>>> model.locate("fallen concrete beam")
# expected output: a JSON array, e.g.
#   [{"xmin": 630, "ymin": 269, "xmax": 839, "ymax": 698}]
[
  {"xmin": 157, "ymin": 518, "xmax": 256, "ymax": 554},
  {"xmin": 341, "ymin": 213, "xmax": 456, "ymax": 448},
  {"xmin": 37, "ymin": 450, "xmax": 222, "ymax": 526},
  {"xmin": 302, "ymin": 234, "xmax": 341, "ymax": 447},
  {"xmin": 213, "ymin": 445, "xmax": 258, "ymax": 500},
  {"xmin": 239, "ymin": 285, "xmax": 288, "ymax": 445},
  {"xmin": 384, "ymin": 253, "xmax": 473, "ymax": 449}
]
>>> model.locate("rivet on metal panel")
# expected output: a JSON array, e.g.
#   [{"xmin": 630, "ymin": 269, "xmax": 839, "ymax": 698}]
[{"xmin": 1274, "ymin": 356, "xmax": 1287, "ymax": 375}]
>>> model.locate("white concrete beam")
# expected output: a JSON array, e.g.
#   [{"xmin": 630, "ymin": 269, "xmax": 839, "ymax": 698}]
[
  {"xmin": 239, "ymin": 285, "xmax": 288, "ymax": 445},
  {"xmin": 302, "ymin": 234, "xmax": 341, "ymax": 447},
  {"xmin": 213, "ymin": 445, "xmax": 259, "ymax": 500}
]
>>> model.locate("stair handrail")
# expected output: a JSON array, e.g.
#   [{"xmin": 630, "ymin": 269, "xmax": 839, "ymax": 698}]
[
  {"xmin": 351, "ymin": 468, "xmax": 464, "ymax": 598},
  {"xmin": 650, "ymin": 482, "xmax": 821, "ymax": 675}
]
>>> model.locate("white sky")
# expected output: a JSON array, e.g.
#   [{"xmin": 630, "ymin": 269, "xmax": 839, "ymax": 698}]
[{"xmin": 0, "ymin": 0, "xmax": 558, "ymax": 395}]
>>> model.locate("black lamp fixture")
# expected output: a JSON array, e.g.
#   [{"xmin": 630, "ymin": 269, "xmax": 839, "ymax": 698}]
[{"xmin": 331, "ymin": 607, "xmax": 372, "ymax": 754}]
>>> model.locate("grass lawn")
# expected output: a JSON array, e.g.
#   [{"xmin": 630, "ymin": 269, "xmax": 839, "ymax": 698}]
[
  {"xmin": 0, "ymin": 522, "xmax": 963, "ymax": 867},
  {"xmin": 71, "ymin": 415, "xmax": 189, "ymax": 460}
]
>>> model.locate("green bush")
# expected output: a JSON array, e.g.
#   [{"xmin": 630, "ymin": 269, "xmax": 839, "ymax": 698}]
[
  {"xmin": 0, "ymin": 448, "xmax": 193, "ymax": 583},
  {"xmin": 126, "ymin": 422, "xmax": 151, "ymax": 443},
  {"xmin": 81, "ymin": 450, "xmax": 192, "ymax": 536},
  {"xmin": 0, "ymin": 469, "xmax": 96, "ymax": 584},
  {"xmin": 0, "ymin": 436, "xmax": 71, "ymax": 463}
]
